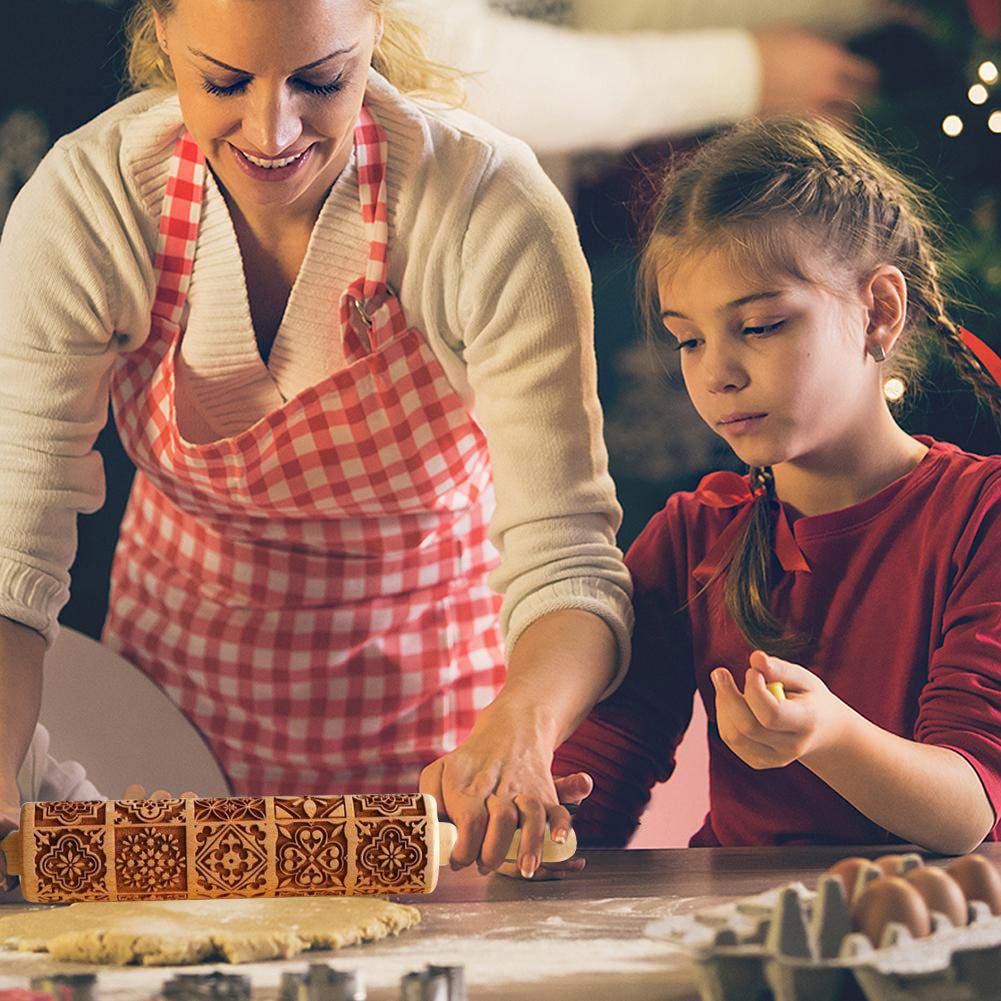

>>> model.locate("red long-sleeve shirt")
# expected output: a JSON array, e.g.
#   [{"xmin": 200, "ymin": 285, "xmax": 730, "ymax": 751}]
[{"xmin": 554, "ymin": 438, "xmax": 1001, "ymax": 847}]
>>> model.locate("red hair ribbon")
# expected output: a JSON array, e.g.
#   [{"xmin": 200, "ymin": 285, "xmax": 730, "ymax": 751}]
[
  {"xmin": 959, "ymin": 326, "xmax": 1001, "ymax": 388},
  {"xmin": 691, "ymin": 470, "xmax": 811, "ymax": 584}
]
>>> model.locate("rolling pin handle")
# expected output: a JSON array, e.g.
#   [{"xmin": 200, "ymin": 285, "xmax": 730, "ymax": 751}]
[
  {"xmin": 435, "ymin": 822, "xmax": 577, "ymax": 866},
  {"xmin": 1, "ymin": 830, "xmax": 21, "ymax": 878}
]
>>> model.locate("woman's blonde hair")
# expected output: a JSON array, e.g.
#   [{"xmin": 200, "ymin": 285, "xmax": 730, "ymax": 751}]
[
  {"xmin": 638, "ymin": 116, "xmax": 1001, "ymax": 658},
  {"xmin": 125, "ymin": 0, "xmax": 464, "ymax": 104}
]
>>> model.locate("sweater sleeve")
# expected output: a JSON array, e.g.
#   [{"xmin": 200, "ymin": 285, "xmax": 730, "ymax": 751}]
[
  {"xmin": 552, "ymin": 499, "xmax": 696, "ymax": 846},
  {"xmin": 456, "ymin": 140, "xmax": 633, "ymax": 684},
  {"xmin": 915, "ymin": 472, "xmax": 1001, "ymax": 830},
  {"xmin": 0, "ymin": 141, "xmax": 153, "ymax": 643},
  {"xmin": 422, "ymin": 0, "xmax": 760, "ymax": 155}
]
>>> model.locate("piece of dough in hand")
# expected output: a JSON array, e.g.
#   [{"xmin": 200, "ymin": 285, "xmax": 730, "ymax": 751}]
[{"xmin": 0, "ymin": 897, "xmax": 420, "ymax": 965}]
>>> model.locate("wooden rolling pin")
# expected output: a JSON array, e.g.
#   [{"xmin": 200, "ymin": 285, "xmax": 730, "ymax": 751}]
[{"xmin": 1, "ymin": 793, "xmax": 576, "ymax": 903}]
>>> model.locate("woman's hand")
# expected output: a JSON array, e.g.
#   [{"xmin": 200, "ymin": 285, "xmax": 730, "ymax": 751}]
[
  {"xmin": 711, "ymin": 650, "xmax": 850, "ymax": 770},
  {"xmin": 420, "ymin": 707, "xmax": 575, "ymax": 880},
  {"xmin": 0, "ymin": 780, "xmax": 19, "ymax": 893},
  {"xmin": 752, "ymin": 28, "xmax": 879, "ymax": 124},
  {"xmin": 494, "ymin": 771, "xmax": 591, "ymax": 881}
]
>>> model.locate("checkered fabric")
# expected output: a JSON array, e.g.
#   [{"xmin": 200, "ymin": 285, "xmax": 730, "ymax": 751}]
[{"xmin": 105, "ymin": 107, "xmax": 506, "ymax": 796}]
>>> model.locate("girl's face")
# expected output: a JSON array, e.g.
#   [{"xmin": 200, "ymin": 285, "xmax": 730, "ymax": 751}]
[
  {"xmin": 657, "ymin": 248, "xmax": 884, "ymax": 471},
  {"xmin": 156, "ymin": 0, "xmax": 381, "ymax": 217}
]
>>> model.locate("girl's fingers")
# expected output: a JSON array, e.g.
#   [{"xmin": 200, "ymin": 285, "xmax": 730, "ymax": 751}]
[
  {"xmin": 749, "ymin": 651, "xmax": 814, "ymax": 692},
  {"xmin": 744, "ymin": 668, "xmax": 803, "ymax": 732},
  {"xmin": 123, "ymin": 784, "xmax": 146, "ymax": 800},
  {"xmin": 712, "ymin": 668, "xmax": 766, "ymax": 740}
]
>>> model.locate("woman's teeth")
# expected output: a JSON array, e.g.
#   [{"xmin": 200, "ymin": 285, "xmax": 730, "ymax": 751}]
[{"xmin": 241, "ymin": 149, "xmax": 307, "ymax": 169}]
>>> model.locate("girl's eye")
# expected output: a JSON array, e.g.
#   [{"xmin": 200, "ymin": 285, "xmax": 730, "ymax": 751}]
[
  {"xmin": 672, "ymin": 339, "xmax": 700, "ymax": 352},
  {"xmin": 201, "ymin": 74, "xmax": 345, "ymax": 98},
  {"xmin": 743, "ymin": 321, "xmax": 785, "ymax": 336}
]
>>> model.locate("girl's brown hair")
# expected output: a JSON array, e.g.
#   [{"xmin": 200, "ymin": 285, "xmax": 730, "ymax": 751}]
[
  {"xmin": 125, "ymin": 0, "xmax": 464, "ymax": 104},
  {"xmin": 638, "ymin": 116, "xmax": 1001, "ymax": 658}
]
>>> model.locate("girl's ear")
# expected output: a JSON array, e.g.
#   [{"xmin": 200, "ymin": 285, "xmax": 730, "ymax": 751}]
[
  {"xmin": 862, "ymin": 265, "xmax": 907, "ymax": 361},
  {"xmin": 373, "ymin": 13, "xmax": 385, "ymax": 52}
]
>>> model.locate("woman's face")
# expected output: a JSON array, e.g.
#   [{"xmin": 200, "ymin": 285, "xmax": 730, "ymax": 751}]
[{"xmin": 156, "ymin": 0, "xmax": 381, "ymax": 218}]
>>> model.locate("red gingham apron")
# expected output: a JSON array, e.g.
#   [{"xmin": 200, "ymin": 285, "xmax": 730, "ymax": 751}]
[{"xmin": 104, "ymin": 108, "xmax": 506, "ymax": 795}]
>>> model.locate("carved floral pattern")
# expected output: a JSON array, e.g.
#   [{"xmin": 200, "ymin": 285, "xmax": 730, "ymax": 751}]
[
  {"xmin": 355, "ymin": 818, "xmax": 427, "ymax": 892},
  {"xmin": 33, "ymin": 828, "xmax": 108, "ymax": 901},
  {"xmin": 34, "ymin": 801, "xmax": 105, "ymax": 827},
  {"xmin": 275, "ymin": 821, "xmax": 348, "ymax": 894},
  {"xmin": 114, "ymin": 800, "xmax": 186, "ymax": 826},
  {"xmin": 353, "ymin": 794, "xmax": 425, "ymax": 819},
  {"xmin": 115, "ymin": 827, "xmax": 186, "ymax": 894},
  {"xmin": 274, "ymin": 796, "xmax": 346, "ymax": 822},
  {"xmin": 193, "ymin": 798, "xmax": 267, "ymax": 823},
  {"xmin": 194, "ymin": 823, "xmax": 268, "ymax": 896}
]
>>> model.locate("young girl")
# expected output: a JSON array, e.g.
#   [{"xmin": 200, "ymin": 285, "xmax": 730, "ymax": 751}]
[{"xmin": 552, "ymin": 116, "xmax": 1001, "ymax": 854}]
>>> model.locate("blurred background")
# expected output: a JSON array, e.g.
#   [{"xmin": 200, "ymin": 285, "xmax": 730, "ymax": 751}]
[{"xmin": 2, "ymin": 0, "xmax": 1000, "ymax": 679}]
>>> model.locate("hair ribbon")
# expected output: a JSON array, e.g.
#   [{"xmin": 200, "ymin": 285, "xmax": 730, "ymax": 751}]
[
  {"xmin": 959, "ymin": 327, "xmax": 1001, "ymax": 388},
  {"xmin": 691, "ymin": 470, "xmax": 810, "ymax": 584}
]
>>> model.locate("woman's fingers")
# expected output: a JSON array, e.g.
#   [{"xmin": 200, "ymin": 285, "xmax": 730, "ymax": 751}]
[
  {"xmin": 444, "ymin": 793, "xmax": 490, "ymax": 871},
  {"xmin": 495, "ymin": 855, "xmax": 587, "ymax": 881},
  {"xmin": 478, "ymin": 793, "xmax": 519, "ymax": 873},
  {"xmin": 546, "ymin": 803, "xmax": 574, "ymax": 846},
  {"xmin": 512, "ymin": 795, "xmax": 547, "ymax": 879}
]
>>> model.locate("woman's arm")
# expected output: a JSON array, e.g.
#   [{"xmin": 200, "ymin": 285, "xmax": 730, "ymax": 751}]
[
  {"xmin": 420, "ymin": 136, "xmax": 633, "ymax": 877},
  {"xmin": 0, "ymin": 617, "xmax": 45, "ymax": 890}
]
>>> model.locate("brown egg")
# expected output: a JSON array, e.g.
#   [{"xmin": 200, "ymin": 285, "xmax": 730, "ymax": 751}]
[
  {"xmin": 826, "ymin": 856, "xmax": 880, "ymax": 904},
  {"xmin": 947, "ymin": 855, "xmax": 1001, "ymax": 915},
  {"xmin": 852, "ymin": 877, "xmax": 932, "ymax": 946},
  {"xmin": 904, "ymin": 866, "xmax": 969, "ymax": 927},
  {"xmin": 873, "ymin": 854, "xmax": 911, "ymax": 878}
]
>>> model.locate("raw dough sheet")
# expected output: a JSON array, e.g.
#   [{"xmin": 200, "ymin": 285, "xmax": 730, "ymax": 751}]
[{"xmin": 0, "ymin": 897, "xmax": 420, "ymax": 966}]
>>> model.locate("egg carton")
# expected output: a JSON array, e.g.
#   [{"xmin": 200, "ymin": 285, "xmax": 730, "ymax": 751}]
[{"xmin": 647, "ymin": 855, "xmax": 1001, "ymax": 1001}]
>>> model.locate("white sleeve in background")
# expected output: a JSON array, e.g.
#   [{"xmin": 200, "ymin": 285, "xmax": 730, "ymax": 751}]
[
  {"xmin": 421, "ymin": 0, "xmax": 761, "ymax": 155},
  {"xmin": 16, "ymin": 723, "xmax": 103, "ymax": 804},
  {"xmin": 570, "ymin": 0, "xmax": 886, "ymax": 40}
]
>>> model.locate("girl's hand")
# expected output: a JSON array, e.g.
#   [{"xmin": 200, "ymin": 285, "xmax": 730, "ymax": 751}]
[
  {"xmin": 495, "ymin": 771, "xmax": 591, "ymax": 882},
  {"xmin": 419, "ymin": 711, "xmax": 576, "ymax": 880},
  {"xmin": 711, "ymin": 650, "xmax": 850, "ymax": 770}
]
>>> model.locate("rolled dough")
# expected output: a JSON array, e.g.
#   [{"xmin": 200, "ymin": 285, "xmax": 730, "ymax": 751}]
[{"xmin": 0, "ymin": 897, "xmax": 420, "ymax": 966}]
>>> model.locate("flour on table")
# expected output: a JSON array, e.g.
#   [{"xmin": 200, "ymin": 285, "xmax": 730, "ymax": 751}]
[{"xmin": 0, "ymin": 898, "xmax": 420, "ymax": 966}]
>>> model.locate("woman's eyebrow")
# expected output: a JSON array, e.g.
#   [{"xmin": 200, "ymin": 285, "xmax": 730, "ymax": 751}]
[{"xmin": 188, "ymin": 43, "xmax": 358, "ymax": 76}]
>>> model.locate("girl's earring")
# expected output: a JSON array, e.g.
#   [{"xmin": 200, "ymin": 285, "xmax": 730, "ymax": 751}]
[{"xmin": 869, "ymin": 343, "xmax": 887, "ymax": 363}]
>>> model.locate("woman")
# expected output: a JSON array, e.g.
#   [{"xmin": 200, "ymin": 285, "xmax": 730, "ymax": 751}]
[{"xmin": 0, "ymin": 0, "xmax": 631, "ymax": 880}]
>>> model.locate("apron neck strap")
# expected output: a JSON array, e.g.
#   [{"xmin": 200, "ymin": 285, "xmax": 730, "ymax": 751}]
[
  {"xmin": 353, "ymin": 104, "xmax": 390, "ymax": 303},
  {"xmin": 153, "ymin": 131, "xmax": 207, "ymax": 325}
]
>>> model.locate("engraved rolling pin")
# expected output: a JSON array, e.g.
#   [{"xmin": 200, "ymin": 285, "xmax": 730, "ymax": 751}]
[{"xmin": 0, "ymin": 793, "xmax": 576, "ymax": 903}]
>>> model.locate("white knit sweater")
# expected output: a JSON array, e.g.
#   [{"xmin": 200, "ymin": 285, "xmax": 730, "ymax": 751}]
[
  {"xmin": 422, "ymin": 0, "xmax": 887, "ymax": 155},
  {"xmin": 0, "ymin": 71, "xmax": 632, "ymax": 672}
]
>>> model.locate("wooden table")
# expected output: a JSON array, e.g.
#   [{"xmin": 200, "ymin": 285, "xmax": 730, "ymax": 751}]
[{"xmin": 3, "ymin": 845, "xmax": 999, "ymax": 1001}]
